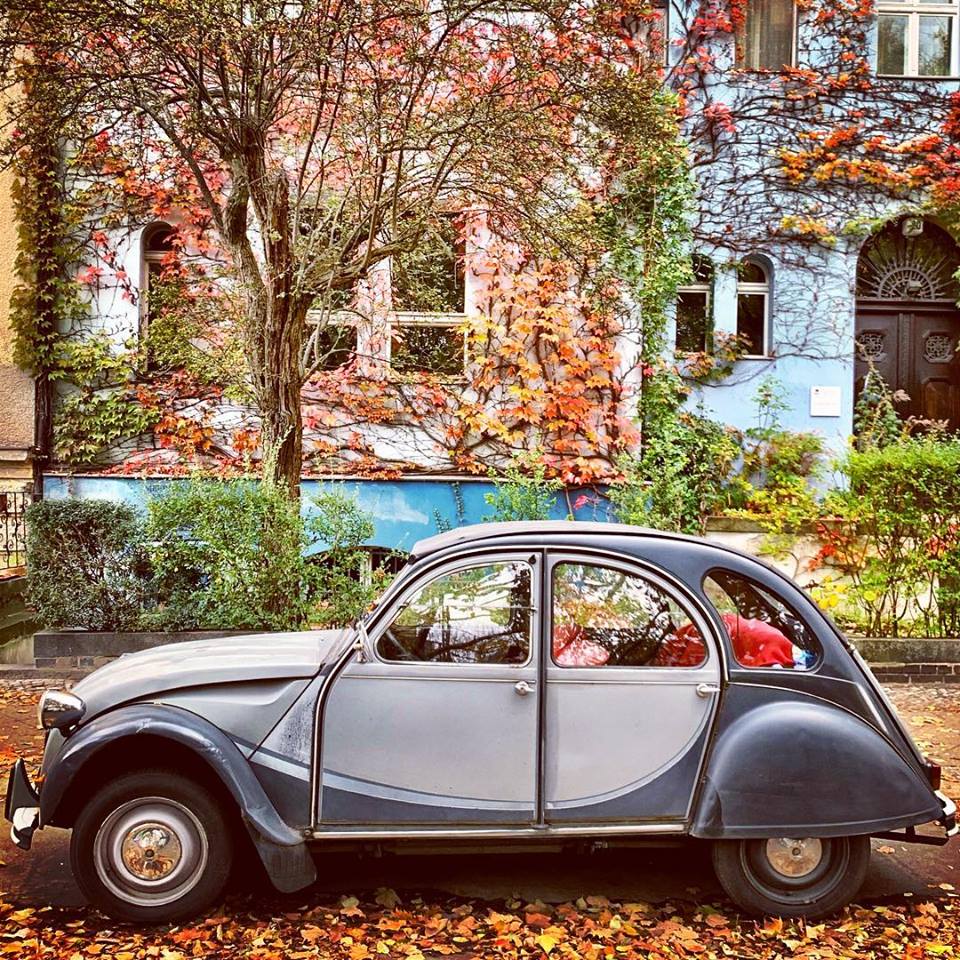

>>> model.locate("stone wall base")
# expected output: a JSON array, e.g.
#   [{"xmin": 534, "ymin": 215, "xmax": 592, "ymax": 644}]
[{"xmin": 868, "ymin": 662, "xmax": 960, "ymax": 683}]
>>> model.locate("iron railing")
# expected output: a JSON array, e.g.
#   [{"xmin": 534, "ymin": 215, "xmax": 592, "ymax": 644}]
[{"xmin": 0, "ymin": 491, "xmax": 29, "ymax": 572}]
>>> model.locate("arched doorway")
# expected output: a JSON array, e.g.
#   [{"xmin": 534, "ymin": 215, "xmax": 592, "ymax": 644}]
[
  {"xmin": 856, "ymin": 217, "xmax": 960, "ymax": 430},
  {"xmin": 855, "ymin": 217, "xmax": 960, "ymax": 430}
]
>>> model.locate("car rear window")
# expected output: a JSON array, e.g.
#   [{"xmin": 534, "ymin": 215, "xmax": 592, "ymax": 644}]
[{"xmin": 703, "ymin": 570, "xmax": 821, "ymax": 669}]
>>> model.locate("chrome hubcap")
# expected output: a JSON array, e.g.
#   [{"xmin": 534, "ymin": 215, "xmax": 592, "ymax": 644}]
[
  {"xmin": 120, "ymin": 823, "xmax": 182, "ymax": 881},
  {"xmin": 94, "ymin": 798, "xmax": 208, "ymax": 907},
  {"xmin": 764, "ymin": 837, "xmax": 824, "ymax": 878}
]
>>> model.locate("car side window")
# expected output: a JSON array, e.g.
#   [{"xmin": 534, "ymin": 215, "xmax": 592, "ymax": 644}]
[
  {"xmin": 703, "ymin": 570, "xmax": 820, "ymax": 669},
  {"xmin": 551, "ymin": 562, "xmax": 707, "ymax": 668},
  {"xmin": 377, "ymin": 561, "xmax": 532, "ymax": 664}
]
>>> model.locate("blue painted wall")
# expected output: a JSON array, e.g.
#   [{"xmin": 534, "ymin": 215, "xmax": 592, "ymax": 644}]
[{"xmin": 43, "ymin": 475, "xmax": 616, "ymax": 552}]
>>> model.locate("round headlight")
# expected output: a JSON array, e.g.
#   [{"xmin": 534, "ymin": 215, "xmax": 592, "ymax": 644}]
[{"xmin": 39, "ymin": 689, "xmax": 85, "ymax": 731}]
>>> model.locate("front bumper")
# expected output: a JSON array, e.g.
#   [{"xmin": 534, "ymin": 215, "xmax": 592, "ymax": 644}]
[{"xmin": 4, "ymin": 759, "xmax": 39, "ymax": 850}]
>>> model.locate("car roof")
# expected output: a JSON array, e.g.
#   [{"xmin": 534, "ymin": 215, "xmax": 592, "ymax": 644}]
[{"xmin": 409, "ymin": 520, "xmax": 715, "ymax": 559}]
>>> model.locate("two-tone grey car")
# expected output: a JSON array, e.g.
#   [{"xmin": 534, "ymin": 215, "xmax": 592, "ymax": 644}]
[{"xmin": 6, "ymin": 521, "xmax": 956, "ymax": 921}]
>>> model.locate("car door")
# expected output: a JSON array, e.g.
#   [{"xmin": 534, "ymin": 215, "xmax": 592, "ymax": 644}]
[
  {"xmin": 317, "ymin": 552, "xmax": 541, "ymax": 826},
  {"xmin": 544, "ymin": 553, "xmax": 722, "ymax": 824}
]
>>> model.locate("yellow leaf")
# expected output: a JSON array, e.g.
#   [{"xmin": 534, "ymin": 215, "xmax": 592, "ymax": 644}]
[{"xmin": 536, "ymin": 934, "xmax": 558, "ymax": 955}]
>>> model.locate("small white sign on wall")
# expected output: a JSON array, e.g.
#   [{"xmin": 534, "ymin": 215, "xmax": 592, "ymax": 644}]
[{"xmin": 810, "ymin": 385, "xmax": 842, "ymax": 418}]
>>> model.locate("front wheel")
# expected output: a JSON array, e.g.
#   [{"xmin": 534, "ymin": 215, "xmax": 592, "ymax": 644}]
[
  {"xmin": 712, "ymin": 835, "xmax": 871, "ymax": 918},
  {"xmin": 70, "ymin": 769, "xmax": 233, "ymax": 923}
]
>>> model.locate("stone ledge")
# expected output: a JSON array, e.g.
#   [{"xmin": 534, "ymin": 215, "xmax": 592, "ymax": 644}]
[
  {"xmin": 851, "ymin": 637, "xmax": 960, "ymax": 663},
  {"xmin": 33, "ymin": 629, "xmax": 258, "ymax": 668}
]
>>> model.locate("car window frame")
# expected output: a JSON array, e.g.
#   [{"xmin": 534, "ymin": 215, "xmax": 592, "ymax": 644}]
[
  {"xmin": 371, "ymin": 550, "xmax": 540, "ymax": 669},
  {"xmin": 546, "ymin": 550, "xmax": 720, "ymax": 671},
  {"xmin": 701, "ymin": 566, "xmax": 824, "ymax": 672}
]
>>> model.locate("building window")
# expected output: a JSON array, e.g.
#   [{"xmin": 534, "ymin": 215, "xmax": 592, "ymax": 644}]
[
  {"xmin": 736, "ymin": 0, "xmax": 797, "ymax": 70},
  {"xmin": 313, "ymin": 323, "xmax": 356, "ymax": 371},
  {"xmin": 140, "ymin": 222, "xmax": 175, "ymax": 337},
  {"xmin": 675, "ymin": 256, "xmax": 714, "ymax": 353},
  {"xmin": 736, "ymin": 259, "xmax": 770, "ymax": 356},
  {"xmin": 877, "ymin": 0, "xmax": 956, "ymax": 76},
  {"xmin": 391, "ymin": 215, "xmax": 465, "ymax": 314},
  {"xmin": 390, "ymin": 315, "xmax": 467, "ymax": 378},
  {"xmin": 139, "ymin": 223, "xmax": 177, "ymax": 369}
]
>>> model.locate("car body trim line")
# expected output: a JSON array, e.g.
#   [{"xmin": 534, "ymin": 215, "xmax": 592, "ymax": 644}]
[
  {"xmin": 322, "ymin": 770, "xmax": 529, "ymax": 810},
  {"xmin": 252, "ymin": 751, "xmax": 311, "ymax": 783}
]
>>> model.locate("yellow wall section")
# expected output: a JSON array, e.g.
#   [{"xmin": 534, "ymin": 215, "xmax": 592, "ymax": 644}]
[{"xmin": 0, "ymin": 165, "xmax": 35, "ymax": 485}]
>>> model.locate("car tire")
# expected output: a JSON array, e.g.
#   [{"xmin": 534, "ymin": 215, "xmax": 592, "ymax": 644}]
[
  {"xmin": 712, "ymin": 835, "xmax": 871, "ymax": 918},
  {"xmin": 70, "ymin": 768, "xmax": 234, "ymax": 923}
]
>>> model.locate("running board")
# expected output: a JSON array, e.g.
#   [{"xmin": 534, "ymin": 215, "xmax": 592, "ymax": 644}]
[{"xmin": 308, "ymin": 822, "xmax": 686, "ymax": 841}]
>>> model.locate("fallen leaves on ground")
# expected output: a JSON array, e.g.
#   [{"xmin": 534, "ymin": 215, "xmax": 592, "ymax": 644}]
[{"xmin": 1, "ymin": 890, "xmax": 958, "ymax": 959}]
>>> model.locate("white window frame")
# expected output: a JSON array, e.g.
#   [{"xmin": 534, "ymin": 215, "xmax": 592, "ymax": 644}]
[
  {"xmin": 875, "ymin": 1, "xmax": 958, "ymax": 77},
  {"xmin": 388, "ymin": 311, "xmax": 469, "ymax": 379},
  {"xmin": 736, "ymin": 264, "xmax": 771, "ymax": 358},
  {"xmin": 736, "ymin": 0, "xmax": 798, "ymax": 71}
]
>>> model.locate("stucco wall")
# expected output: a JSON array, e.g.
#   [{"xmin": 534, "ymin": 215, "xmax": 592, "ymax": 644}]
[{"xmin": 0, "ymin": 164, "xmax": 34, "ymax": 479}]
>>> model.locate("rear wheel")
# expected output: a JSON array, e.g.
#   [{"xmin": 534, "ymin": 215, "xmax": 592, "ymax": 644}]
[
  {"xmin": 70, "ymin": 769, "xmax": 233, "ymax": 923},
  {"xmin": 712, "ymin": 835, "xmax": 870, "ymax": 918}
]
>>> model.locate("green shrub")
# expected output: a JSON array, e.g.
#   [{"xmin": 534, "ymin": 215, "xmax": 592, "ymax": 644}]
[
  {"xmin": 308, "ymin": 489, "xmax": 390, "ymax": 628},
  {"xmin": 483, "ymin": 456, "xmax": 563, "ymax": 522},
  {"xmin": 821, "ymin": 438, "xmax": 960, "ymax": 636},
  {"xmin": 26, "ymin": 498, "xmax": 147, "ymax": 630},
  {"xmin": 611, "ymin": 406, "xmax": 739, "ymax": 535},
  {"xmin": 144, "ymin": 476, "xmax": 313, "ymax": 631}
]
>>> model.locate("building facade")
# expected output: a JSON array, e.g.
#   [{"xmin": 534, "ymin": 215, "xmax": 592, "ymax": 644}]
[{"xmin": 21, "ymin": 0, "xmax": 960, "ymax": 551}]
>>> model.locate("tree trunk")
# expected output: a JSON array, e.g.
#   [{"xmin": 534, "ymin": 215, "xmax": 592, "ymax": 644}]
[
  {"xmin": 259, "ymin": 339, "xmax": 304, "ymax": 499},
  {"xmin": 226, "ymin": 154, "xmax": 306, "ymax": 498}
]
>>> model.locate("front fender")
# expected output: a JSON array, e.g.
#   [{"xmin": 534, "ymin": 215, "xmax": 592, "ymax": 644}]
[
  {"xmin": 41, "ymin": 703, "xmax": 316, "ymax": 893},
  {"xmin": 691, "ymin": 684, "xmax": 942, "ymax": 839}
]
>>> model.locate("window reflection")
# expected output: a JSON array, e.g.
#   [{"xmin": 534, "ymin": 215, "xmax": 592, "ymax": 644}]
[
  {"xmin": 552, "ymin": 563, "xmax": 706, "ymax": 668},
  {"xmin": 378, "ymin": 562, "xmax": 531, "ymax": 664}
]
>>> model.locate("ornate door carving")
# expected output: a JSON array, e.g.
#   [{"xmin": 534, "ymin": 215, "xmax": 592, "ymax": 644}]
[
  {"xmin": 855, "ymin": 311, "xmax": 960, "ymax": 430},
  {"xmin": 856, "ymin": 219, "xmax": 960, "ymax": 432}
]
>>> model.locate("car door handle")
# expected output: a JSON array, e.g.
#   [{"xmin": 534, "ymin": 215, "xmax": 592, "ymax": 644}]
[
  {"xmin": 696, "ymin": 682, "xmax": 720, "ymax": 698},
  {"xmin": 514, "ymin": 680, "xmax": 535, "ymax": 697}
]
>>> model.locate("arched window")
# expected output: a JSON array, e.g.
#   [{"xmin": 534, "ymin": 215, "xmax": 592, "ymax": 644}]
[
  {"xmin": 140, "ymin": 222, "xmax": 175, "ymax": 343},
  {"xmin": 737, "ymin": 259, "xmax": 770, "ymax": 356},
  {"xmin": 675, "ymin": 256, "xmax": 714, "ymax": 353}
]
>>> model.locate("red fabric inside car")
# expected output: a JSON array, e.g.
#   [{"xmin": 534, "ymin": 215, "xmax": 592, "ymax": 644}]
[
  {"xmin": 552, "ymin": 623, "xmax": 610, "ymax": 666},
  {"xmin": 654, "ymin": 614, "xmax": 793, "ymax": 668},
  {"xmin": 554, "ymin": 614, "xmax": 794, "ymax": 668}
]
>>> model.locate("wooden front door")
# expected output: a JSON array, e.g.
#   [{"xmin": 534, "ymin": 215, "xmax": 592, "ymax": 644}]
[{"xmin": 855, "ymin": 305, "xmax": 960, "ymax": 431}]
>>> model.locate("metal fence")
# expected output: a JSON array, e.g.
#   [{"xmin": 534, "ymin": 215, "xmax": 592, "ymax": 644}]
[{"xmin": 0, "ymin": 491, "xmax": 29, "ymax": 573}]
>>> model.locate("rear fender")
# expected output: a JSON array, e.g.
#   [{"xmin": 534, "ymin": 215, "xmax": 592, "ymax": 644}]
[
  {"xmin": 41, "ymin": 703, "xmax": 316, "ymax": 893},
  {"xmin": 692, "ymin": 685, "xmax": 942, "ymax": 839}
]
